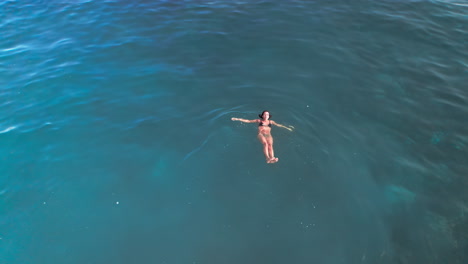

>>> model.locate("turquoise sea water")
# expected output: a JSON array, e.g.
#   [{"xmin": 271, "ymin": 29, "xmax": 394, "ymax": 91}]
[{"xmin": 1, "ymin": 0, "xmax": 467, "ymax": 263}]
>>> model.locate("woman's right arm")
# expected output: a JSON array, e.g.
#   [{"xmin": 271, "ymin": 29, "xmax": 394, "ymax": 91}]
[{"xmin": 231, "ymin": 117, "xmax": 258, "ymax": 123}]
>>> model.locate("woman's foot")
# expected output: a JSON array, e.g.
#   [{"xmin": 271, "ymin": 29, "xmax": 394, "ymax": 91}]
[{"xmin": 267, "ymin": 157, "xmax": 279, "ymax": 163}]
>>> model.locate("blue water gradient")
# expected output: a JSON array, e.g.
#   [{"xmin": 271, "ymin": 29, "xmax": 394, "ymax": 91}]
[{"xmin": 1, "ymin": 0, "xmax": 467, "ymax": 263}]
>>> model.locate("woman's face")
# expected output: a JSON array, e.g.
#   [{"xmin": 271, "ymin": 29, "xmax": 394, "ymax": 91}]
[{"xmin": 262, "ymin": 112, "xmax": 270, "ymax": 120}]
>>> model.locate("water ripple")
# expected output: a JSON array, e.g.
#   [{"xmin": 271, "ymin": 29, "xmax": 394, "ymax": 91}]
[{"xmin": 0, "ymin": 0, "xmax": 467, "ymax": 262}]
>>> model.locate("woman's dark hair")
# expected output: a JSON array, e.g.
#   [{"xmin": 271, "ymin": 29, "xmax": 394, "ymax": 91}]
[{"xmin": 259, "ymin": 110, "xmax": 272, "ymax": 119}]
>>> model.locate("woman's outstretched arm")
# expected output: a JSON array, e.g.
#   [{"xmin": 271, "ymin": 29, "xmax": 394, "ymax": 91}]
[
  {"xmin": 231, "ymin": 117, "xmax": 258, "ymax": 123},
  {"xmin": 271, "ymin": 120, "xmax": 294, "ymax": 131}
]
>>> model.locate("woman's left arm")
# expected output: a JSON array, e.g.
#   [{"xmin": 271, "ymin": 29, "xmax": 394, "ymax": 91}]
[{"xmin": 271, "ymin": 121, "xmax": 294, "ymax": 131}]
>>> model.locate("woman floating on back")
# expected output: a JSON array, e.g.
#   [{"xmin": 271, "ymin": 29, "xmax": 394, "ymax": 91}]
[{"xmin": 231, "ymin": 110, "xmax": 294, "ymax": 164}]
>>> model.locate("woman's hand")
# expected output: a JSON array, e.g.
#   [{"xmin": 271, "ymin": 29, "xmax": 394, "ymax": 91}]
[
  {"xmin": 231, "ymin": 117, "xmax": 238, "ymax": 121},
  {"xmin": 286, "ymin": 125, "xmax": 295, "ymax": 132}
]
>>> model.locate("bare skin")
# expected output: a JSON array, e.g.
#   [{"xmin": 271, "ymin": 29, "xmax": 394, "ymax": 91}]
[{"xmin": 231, "ymin": 111, "xmax": 294, "ymax": 164}]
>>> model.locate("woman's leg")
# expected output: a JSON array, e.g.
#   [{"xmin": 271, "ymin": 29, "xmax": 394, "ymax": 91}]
[
  {"xmin": 258, "ymin": 134, "xmax": 271, "ymax": 162},
  {"xmin": 267, "ymin": 136, "xmax": 278, "ymax": 163}
]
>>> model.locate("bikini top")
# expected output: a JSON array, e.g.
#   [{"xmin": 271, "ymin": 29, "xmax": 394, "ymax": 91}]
[{"xmin": 259, "ymin": 120, "xmax": 271, "ymax": 127}]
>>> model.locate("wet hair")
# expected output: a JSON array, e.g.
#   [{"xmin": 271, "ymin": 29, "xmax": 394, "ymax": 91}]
[{"xmin": 259, "ymin": 110, "xmax": 272, "ymax": 119}]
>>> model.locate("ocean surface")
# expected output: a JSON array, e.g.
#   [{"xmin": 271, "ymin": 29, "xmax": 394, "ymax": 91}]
[{"xmin": 1, "ymin": 0, "xmax": 467, "ymax": 263}]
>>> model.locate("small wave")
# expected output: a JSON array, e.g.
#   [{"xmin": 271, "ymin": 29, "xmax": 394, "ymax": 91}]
[
  {"xmin": 46, "ymin": 38, "xmax": 74, "ymax": 51},
  {"xmin": 27, "ymin": 122, "xmax": 53, "ymax": 131},
  {"xmin": 0, "ymin": 126, "xmax": 16, "ymax": 134},
  {"xmin": 183, "ymin": 132, "xmax": 215, "ymax": 161},
  {"xmin": 191, "ymin": 105, "xmax": 245, "ymax": 125},
  {"xmin": 207, "ymin": 107, "xmax": 244, "ymax": 125},
  {"xmin": 0, "ymin": 44, "xmax": 29, "ymax": 53},
  {"xmin": 435, "ymin": 0, "xmax": 468, "ymax": 7},
  {"xmin": 0, "ymin": 44, "xmax": 30, "ymax": 57}
]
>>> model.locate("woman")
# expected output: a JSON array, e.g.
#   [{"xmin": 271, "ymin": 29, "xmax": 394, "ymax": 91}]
[{"xmin": 231, "ymin": 110, "xmax": 294, "ymax": 163}]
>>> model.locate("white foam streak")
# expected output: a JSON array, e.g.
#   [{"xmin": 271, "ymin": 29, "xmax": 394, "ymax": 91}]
[{"xmin": 0, "ymin": 126, "xmax": 16, "ymax": 134}]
